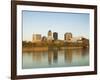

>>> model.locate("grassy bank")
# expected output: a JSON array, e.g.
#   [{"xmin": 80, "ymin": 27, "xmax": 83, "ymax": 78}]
[
  {"xmin": 22, "ymin": 46, "xmax": 85, "ymax": 52},
  {"xmin": 22, "ymin": 47, "xmax": 48, "ymax": 52},
  {"xmin": 22, "ymin": 40, "xmax": 89, "ymax": 52}
]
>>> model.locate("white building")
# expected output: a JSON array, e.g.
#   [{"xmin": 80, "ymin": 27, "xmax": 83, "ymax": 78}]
[
  {"xmin": 32, "ymin": 34, "xmax": 41, "ymax": 43},
  {"xmin": 71, "ymin": 36, "xmax": 83, "ymax": 43},
  {"xmin": 47, "ymin": 30, "xmax": 53, "ymax": 41}
]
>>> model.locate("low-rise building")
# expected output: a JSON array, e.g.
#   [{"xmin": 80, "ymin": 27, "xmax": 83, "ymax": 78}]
[
  {"xmin": 32, "ymin": 34, "xmax": 41, "ymax": 43},
  {"xmin": 71, "ymin": 37, "xmax": 83, "ymax": 43},
  {"xmin": 42, "ymin": 36, "xmax": 47, "ymax": 41}
]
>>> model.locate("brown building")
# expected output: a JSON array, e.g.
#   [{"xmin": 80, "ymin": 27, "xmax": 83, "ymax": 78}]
[{"xmin": 64, "ymin": 32, "xmax": 72, "ymax": 42}]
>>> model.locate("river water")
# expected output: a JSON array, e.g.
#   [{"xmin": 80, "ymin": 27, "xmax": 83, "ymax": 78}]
[{"xmin": 22, "ymin": 48, "xmax": 89, "ymax": 69}]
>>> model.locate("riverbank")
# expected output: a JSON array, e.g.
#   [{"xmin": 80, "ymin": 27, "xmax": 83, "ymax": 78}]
[
  {"xmin": 22, "ymin": 47, "xmax": 48, "ymax": 52},
  {"xmin": 22, "ymin": 46, "xmax": 85, "ymax": 52}
]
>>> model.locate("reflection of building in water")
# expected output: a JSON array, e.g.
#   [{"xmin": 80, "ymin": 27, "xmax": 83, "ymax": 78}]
[
  {"xmin": 47, "ymin": 30, "xmax": 53, "ymax": 41},
  {"xmin": 81, "ymin": 48, "xmax": 89, "ymax": 57},
  {"xmin": 64, "ymin": 32, "xmax": 72, "ymax": 42},
  {"xmin": 48, "ymin": 49, "xmax": 58, "ymax": 65},
  {"xmin": 32, "ymin": 34, "xmax": 41, "ymax": 43},
  {"xmin": 32, "ymin": 52, "xmax": 42, "ymax": 63},
  {"xmin": 64, "ymin": 49, "xmax": 72, "ymax": 64},
  {"xmin": 53, "ymin": 49, "xmax": 58, "ymax": 63},
  {"xmin": 73, "ymin": 49, "xmax": 82, "ymax": 60},
  {"xmin": 53, "ymin": 32, "xmax": 58, "ymax": 40},
  {"xmin": 48, "ymin": 50, "xmax": 53, "ymax": 65}
]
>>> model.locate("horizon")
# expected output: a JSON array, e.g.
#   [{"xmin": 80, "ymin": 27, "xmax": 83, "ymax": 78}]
[{"xmin": 22, "ymin": 31, "xmax": 89, "ymax": 42}]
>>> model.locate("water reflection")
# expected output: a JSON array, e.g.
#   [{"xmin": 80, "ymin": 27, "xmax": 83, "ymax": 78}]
[
  {"xmin": 22, "ymin": 48, "xmax": 89, "ymax": 69},
  {"xmin": 64, "ymin": 49, "xmax": 72, "ymax": 64}
]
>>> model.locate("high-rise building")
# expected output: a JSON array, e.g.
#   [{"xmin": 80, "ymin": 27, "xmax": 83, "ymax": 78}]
[
  {"xmin": 47, "ymin": 30, "xmax": 52, "ymax": 40},
  {"xmin": 64, "ymin": 32, "xmax": 72, "ymax": 42},
  {"xmin": 53, "ymin": 32, "xmax": 58, "ymax": 40},
  {"xmin": 32, "ymin": 34, "xmax": 41, "ymax": 43}
]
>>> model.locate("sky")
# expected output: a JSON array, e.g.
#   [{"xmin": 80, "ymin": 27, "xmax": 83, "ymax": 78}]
[{"xmin": 22, "ymin": 10, "xmax": 90, "ymax": 41}]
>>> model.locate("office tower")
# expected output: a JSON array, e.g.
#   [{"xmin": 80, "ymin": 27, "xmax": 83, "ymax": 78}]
[
  {"xmin": 47, "ymin": 30, "xmax": 52, "ymax": 40},
  {"xmin": 53, "ymin": 32, "xmax": 58, "ymax": 40}
]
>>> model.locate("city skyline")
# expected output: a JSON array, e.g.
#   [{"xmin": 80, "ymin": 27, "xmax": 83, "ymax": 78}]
[{"xmin": 22, "ymin": 11, "xmax": 90, "ymax": 41}]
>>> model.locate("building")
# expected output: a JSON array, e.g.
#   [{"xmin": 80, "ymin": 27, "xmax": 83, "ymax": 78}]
[
  {"xmin": 81, "ymin": 37, "xmax": 89, "ymax": 47},
  {"xmin": 32, "ymin": 34, "xmax": 41, "ymax": 43},
  {"xmin": 71, "ymin": 37, "xmax": 82, "ymax": 43},
  {"xmin": 53, "ymin": 32, "xmax": 58, "ymax": 40},
  {"xmin": 47, "ymin": 30, "xmax": 53, "ymax": 40},
  {"xmin": 42, "ymin": 36, "xmax": 47, "ymax": 41},
  {"xmin": 64, "ymin": 32, "xmax": 72, "ymax": 42}
]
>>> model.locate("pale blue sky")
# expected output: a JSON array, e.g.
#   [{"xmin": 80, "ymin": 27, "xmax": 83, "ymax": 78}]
[{"xmin": 22, "ymin": 10, "xmax": 89, "ymax": 41}]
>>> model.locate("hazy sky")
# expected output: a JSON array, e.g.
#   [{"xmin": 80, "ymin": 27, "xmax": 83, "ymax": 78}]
[{"xmin": 22, "ymin": 10, "xmax": 89, "ymax": 41}]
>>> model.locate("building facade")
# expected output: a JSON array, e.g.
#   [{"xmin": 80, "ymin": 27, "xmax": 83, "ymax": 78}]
[
  {"xmin": 42, "ymin": 36, "xmax": 47, "ymax": 41},
  {"xmin": 47, "ymin": 30, "xmax": 52, "ymax": 40},
  {"xmin": 71, "ymin": 37, "xmax": 82, "ymax": 43},
  {"xmin": 64, "ymin": 32, "xmax": 72, "ymax": 42},
  {"xmin": 32, "ymin": 34, "xmax": 41, "ymax": 43},
  {"xmin": 53, "ymin": 32, "xmax": 58, "ymax": 40}
]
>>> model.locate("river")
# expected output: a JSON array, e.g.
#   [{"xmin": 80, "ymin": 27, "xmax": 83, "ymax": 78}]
[{"xmin": 22, "ymin": 48, "xmax": 89, "ymax": 69}]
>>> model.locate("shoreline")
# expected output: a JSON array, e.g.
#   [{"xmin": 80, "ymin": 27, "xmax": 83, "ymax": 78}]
[{"xmin": 22, "ymin": 46, "xmax": 87, "ymax": 52}]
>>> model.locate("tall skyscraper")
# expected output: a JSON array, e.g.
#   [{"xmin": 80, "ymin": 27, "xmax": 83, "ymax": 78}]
[
  {"xmin": 47, "ymin": 30, "xmax": 52, "ymax": 40},
  {"xmin": 53, "ymin": 32, "xmax": 58, "ymax": 40}
]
